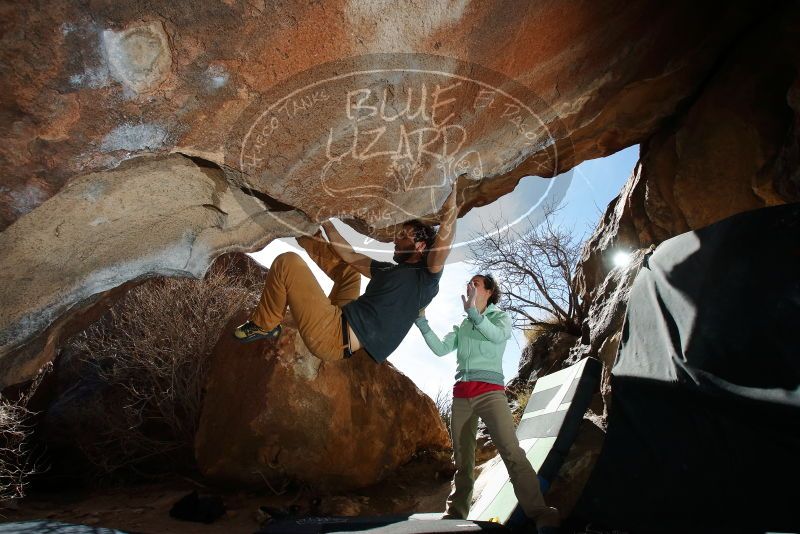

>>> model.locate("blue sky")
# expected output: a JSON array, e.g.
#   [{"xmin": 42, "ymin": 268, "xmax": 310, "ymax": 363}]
[{"xmin": 249, "ymin": 145, "xmax": 639, "ymax": 399}]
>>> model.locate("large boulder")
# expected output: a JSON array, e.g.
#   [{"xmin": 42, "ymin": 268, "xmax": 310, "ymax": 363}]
[
  {"xmin": 0, "ymin": 1, "xmax": 777, "ymax": 385},
  {"xmin": 195, "ymin": 311, "xmax": 451, "ymax": 491},
  {"xmin": 578, "ymin": 5, "xmax": 800, "ymax": 296},
  {"xmin": 0, "ymin": 1, "xmax": 760, "ymax": 231},
  {"xmin": 0, "ymin": 154, "xmax": 314, "ymax": 388}
]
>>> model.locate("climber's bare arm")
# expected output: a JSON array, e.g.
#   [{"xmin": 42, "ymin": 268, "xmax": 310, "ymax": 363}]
[
  {"xmin": 426, "ymin": 183, "xmax": 458, "ymax": 274},
  {"xmin": 321, "ymin": 221, "xmax": 372, "ymax": 278}
]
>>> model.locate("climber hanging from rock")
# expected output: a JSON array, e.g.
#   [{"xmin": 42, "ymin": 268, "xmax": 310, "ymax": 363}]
[{"xmin": 233, "ymin": 180, "xmax": 459, "ymax": 363}]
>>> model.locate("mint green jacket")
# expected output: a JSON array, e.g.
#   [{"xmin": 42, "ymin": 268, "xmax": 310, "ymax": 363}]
[{"xmin": 414, "ymin": 304, "xmax": 512, "ymax": 386}]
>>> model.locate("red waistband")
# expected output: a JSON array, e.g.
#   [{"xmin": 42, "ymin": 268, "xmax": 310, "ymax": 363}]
[{"xmin": 453, "ymin": 381, "xmax": 505, "ymax": 398}]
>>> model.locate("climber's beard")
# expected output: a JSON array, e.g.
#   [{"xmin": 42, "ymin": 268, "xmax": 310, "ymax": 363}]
[
  {"xmin": 393, "ymin": 250, "xmax": 412, "ymax": 264},
  {"xmin": 392, "ymin": 243, "xmax": 418, "ymax": 264}
]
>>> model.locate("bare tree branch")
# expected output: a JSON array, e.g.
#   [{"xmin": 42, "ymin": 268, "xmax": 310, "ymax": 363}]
[
  {"xmin": 0, "ymin": 362, "xmax": 51, "ymax": 500},
  {"xmin": 467, "ymin": 204, "xmax": 586, "ymax": 335}
]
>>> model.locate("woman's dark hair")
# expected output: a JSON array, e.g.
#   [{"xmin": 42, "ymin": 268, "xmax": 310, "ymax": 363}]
[
  {"xmin": 475, "ymin": 273, "xmax": 501, "ymax": 305},
  {"xmin": 404, "ymin": 219, "xmax": 437, "ymax": 251}
]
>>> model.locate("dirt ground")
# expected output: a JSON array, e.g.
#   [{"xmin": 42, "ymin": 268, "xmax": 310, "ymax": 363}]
[{"xmin": 1, "ymin": 456, "xmax": 457, "ymax": 534}]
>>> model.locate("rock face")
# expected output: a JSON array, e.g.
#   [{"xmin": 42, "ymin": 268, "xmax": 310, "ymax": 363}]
[
  {"xmin": 507, "ymin": 329, "xmax": 578, "ymax": 394},
  {"xmin": 0, "ymin": 154, "xmax": 314, "ymax": 388},
  {"xmin": 0, "ymin": 1, "xmax": 786, "ymax": 385},
  {"xmin": 195, "ymin": 311, "xmax": 451, "ymax": 491},
  {"xmin": 569, "ymin": 2, "xmax": 800, "ymax": 423},
  {"xmin": 549, "ymin": 3, "xmax": 800, "ymax": 494},
  {"xmin": 578, "ymin": 6, "xmax": 800, "ymax": 297},
  {"xmin": 0, "ymin": 1, "xmax": 760, "ymax": 231},
  {"xmin": 545, "ymin": 418, "xmax": 606, "ymax": 519},
  {"xmin": 569, "ymin": 249, "xmax": 651, "ymax": 417}
]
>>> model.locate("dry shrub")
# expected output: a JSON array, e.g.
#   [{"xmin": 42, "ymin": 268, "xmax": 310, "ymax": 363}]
[
  {"xmin": 522, "ymin": 315, "xmax": 563, "ymax": 343},
  {"xmin": 511, "ymin": 388, "xmax": 532, "ymax": 427},
  {"xmin": 433, "ymin": 386, "xmax": 453, "ymax": 439},
  {"xmin": 0, "ymin": 363, "xmax": 51, "ymax": 500},
  {"xmin": 69, "ymin": 257, "xmax": 262, "ymax": 475}
]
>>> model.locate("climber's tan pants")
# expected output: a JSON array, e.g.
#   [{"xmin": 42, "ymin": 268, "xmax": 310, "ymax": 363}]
[
  {"xmin": 250, "ymin": 234, "xmax": 361, "ymax": 361},
  {"xmin": 447, "ymin": 390, "xmax": 559, "ymax": 527}
]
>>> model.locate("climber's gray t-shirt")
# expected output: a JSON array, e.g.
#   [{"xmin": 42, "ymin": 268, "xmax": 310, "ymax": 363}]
[{"xmin": 342, "ymin": 259, "xmax": 443, "ymax": 363}]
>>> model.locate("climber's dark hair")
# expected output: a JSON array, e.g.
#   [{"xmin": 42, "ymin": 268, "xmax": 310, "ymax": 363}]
[{"xmin": 404, "ymin": 219, "xmax": 437, "ymax": 252}]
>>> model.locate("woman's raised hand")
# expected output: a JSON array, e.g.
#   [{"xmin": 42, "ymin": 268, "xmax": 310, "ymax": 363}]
[{"xmin": 461, "ymin": 281, "xmax": 477, "ymax": 312}]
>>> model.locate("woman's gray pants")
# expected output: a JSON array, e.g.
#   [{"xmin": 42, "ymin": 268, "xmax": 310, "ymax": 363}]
[{"xmin": 446, "ymin": 390, "xmax": 559, "ymax": 527}]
